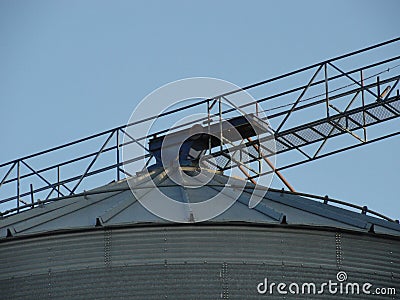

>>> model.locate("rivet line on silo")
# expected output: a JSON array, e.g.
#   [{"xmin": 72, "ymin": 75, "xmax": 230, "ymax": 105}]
[
  {"xmin": 335, "ymin": 232, "xmax": 342, "ymax": 270},
  {"xmin": 221, "ymin": 262, "xmax": 229, "ymax": 299},
  {"xmin": 104, "ymin": 229, "xmax": 112, "ymax": 268},
  {"xmin": 48, "ymin": 268, "xmax": 52, "ymax": 298}
]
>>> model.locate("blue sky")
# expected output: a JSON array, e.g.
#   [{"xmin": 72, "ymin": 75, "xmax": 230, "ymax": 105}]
[{"xmin": 0, "ymin": 0, "xmax": 399, "ymax": 218}]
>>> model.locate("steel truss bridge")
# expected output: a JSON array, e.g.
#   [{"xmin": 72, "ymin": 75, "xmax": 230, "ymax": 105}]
[{"xmin": 1, "ymin": 37, "xmax": 399, "ymax": 220}]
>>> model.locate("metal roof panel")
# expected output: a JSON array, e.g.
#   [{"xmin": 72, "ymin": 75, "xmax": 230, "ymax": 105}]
[{"xmin": 1, "ymin": 168, "xmax": 399, "ymax": 238}]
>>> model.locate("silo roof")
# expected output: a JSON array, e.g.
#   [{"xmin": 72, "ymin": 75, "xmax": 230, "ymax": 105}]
[{"xmin": 1, "ymin": 167, "xmax": 399, "ymax": 239}]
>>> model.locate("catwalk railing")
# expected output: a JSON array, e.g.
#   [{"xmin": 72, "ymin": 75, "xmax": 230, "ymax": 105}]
[{"xmin": 1, "ymin": 37, "xmax": 399, "ymax": 218}]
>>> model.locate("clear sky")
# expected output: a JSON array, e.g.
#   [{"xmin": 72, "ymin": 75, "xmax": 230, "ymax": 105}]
[{"xmin": 0, "ymin": 0, "xmax": 399, "ymax": 218}]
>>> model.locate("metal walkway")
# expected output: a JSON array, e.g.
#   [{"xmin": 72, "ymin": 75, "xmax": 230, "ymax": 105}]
[{"xmin": 1, "ymin": 37, "xmax": 399, "ymax": 216}]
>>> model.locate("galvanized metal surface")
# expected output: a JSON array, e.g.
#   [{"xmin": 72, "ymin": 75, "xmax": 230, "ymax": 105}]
[
  {"xmin": 1, "ymin": 169, "xmax": 399, "ymax": 239},
  {"xmin": 1, "ymin": 169, "xmax": 399, "ymax": 298},
  {"xmin": 0, "ymin": 225, "xmax": 399, "ymax": 299}
]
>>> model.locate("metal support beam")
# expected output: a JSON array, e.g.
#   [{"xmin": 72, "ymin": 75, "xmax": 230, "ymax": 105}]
[
  {"xmin": 21, "ymin": 160, "xmax": 64, "ymax": 198},
  {"xmin": 57, "ymin": 166, "xmax": 60, "ymax": 198},
  {"xmin": 325, "ymin": 63, "xmax": 330, "ymax": 118},
  {"xmin": 0, "ymin": 162, "xmax": 16, "ymax": 190},
  {"xmin": 276, "ymin": 64, "xmax": 323, "ymax": 133},
  {"xmin": 361, "ymin": 70, "xmax": 367, "ymax": 141},
  {"xmin": 17, "ymin": 161, "xmax": 20, "ymax": 213},
  {"xmin": 116, "ymin": 129, "xmax": 120, "ymax": 181},
  {"xmin": 328, "ymin": 62, "xmax": 379, "ymax": 98},
  {"xmin": 30, "ymin": 184, "xmax": 34, "ymax": 208},
  {"xmin": 247, "ymin": 137, "xmax": 295, "ymax": 192},
  {"xmin": 70, "ymin": 131, "xmax": 115, "ymax": 194}
]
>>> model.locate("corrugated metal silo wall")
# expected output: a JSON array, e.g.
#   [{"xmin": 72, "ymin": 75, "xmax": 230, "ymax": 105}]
[{"xmin": 0, "ymin": 225, "xmax": 399, "ymax": 299}]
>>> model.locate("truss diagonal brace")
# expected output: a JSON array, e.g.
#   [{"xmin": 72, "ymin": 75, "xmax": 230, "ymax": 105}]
[
  {"xmin": 276, "ymin": 64, "xmax": 323, "ymax": 133},
  {"xmin": 70, "ymin": 131, "xmax": 115, "ymax": 195},
  {"xmin": 247, "ymin": 137, "xmax": 295, "ymax": 192},
  {"xmin": 0, "ymin": 162, "xmax": 16, "ymax": 190},
  {"xmin": 328, "ymin": 62, "xmax": 379, "ymax": 99},
  {"xmin": 21, "ymin": 160, "xmax": 65, "ymax": 198}
]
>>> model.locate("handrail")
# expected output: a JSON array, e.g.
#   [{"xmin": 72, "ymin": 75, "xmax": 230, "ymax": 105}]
[{"xmin": 0, "ymin": 183, "xmax": 397, "ymax": 224}]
